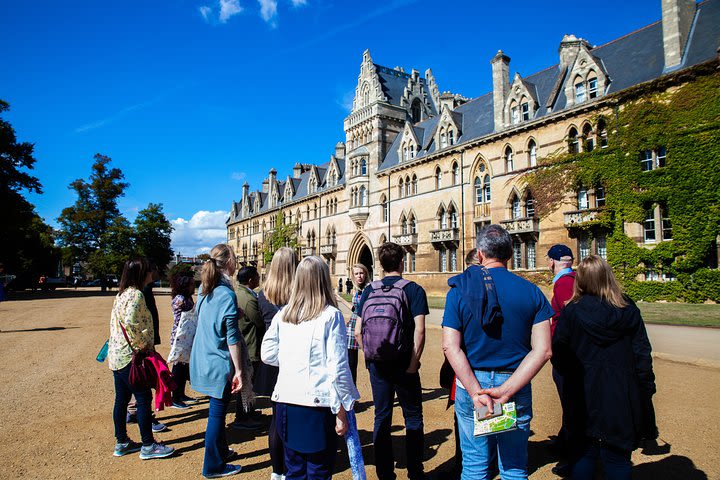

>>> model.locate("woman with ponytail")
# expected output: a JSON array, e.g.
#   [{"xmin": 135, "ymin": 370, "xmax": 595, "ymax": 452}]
[{"xmin": 190, "ymin": 244, "xmax": 253, "ymax": 479}]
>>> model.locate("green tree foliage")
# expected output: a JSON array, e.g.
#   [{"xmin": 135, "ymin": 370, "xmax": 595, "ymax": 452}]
[
  {"xmin": 57, "ymin": 154, "xmax": 129, "ymax": 263},
  {"xmin": 134, "ymin": 203, "xmax": 174, "ymax": 276},
  {"xmin": 0, "ymin": 100, "xmax": 59, "ymax": 277},
  {"xmin": 87, "ymin": 217, "xmax": 136, "ymax": 277},
  {"xmin": 526, "ymin": 68, "xmax": 720, "ymax": 302},
  {"xmin": 261, "ymin": 213, "xmax": 299, "ymax": 264}
]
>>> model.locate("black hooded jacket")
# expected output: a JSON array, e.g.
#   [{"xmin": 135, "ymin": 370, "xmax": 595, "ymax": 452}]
[{"xmin": 552, "ymin": 295, "xmax": 656, "ymax": 452}]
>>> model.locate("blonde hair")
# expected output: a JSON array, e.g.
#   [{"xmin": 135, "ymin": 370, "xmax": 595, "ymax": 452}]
[
  {"xmin": 264, "ymin": 247, "xmax": 297, "ymax": 306},
  {"xmin": 201, "ymin": 244, "xmax": 236, "ymax": 295},
  {"xmin": 571, "ymin": 255, "xmax": 628, "ymax": 308},
  {"xmin": 283, "ymin": 256, "xmax": 338, "ymax": 325},
  {"xmin": 351, "ymin": 263, "xmax": 370, "ymax": 289}
]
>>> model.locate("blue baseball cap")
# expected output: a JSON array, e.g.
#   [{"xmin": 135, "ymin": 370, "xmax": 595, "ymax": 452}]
[{"xmin": 547, "ymin": 244, "xmax": 574, "ymax": 260}]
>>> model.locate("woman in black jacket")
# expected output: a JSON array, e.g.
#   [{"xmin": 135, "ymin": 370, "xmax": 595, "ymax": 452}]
[{"xmin": 552, "ymin": 255, "xmax": 657, "ymax": 480}]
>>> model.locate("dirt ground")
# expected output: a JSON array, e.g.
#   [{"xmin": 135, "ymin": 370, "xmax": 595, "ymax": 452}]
[{"xmin": 0, "ymin": 289, "xmax": 717, "ymax": 480}]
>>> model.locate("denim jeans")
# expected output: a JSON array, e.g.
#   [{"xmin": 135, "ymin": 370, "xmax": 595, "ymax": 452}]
[
  {"xmin": 455, "ymin": 370, "xmax": 533, "ymax": 480},
  {"xmin": 113, "ymin": 364, "xmax": 154, "ymax": 446},
  {"xmin": 203, "ymin": 383, "xmax": 232, "ymax": 476},
  {"xmin": 571, "ymin": 438, "xmax": 632, "ymax": 480},
  {"xmin": 367, "ymin": 361, "xmax": 424, "ymax": 480}
]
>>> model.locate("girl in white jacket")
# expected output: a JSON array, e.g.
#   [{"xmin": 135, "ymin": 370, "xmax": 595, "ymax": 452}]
[{"xmin": 261, "ymin": 256, "xmax": 360, "ymax": 479}]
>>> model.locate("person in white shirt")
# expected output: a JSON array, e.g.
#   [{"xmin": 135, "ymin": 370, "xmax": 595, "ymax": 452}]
[{"xmin": 261, "ymin": 256, "xmax": 360, "ymax": 479}]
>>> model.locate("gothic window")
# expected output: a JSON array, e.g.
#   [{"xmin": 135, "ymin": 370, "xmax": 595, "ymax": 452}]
[
  {"xmin": 505, "ymin": 146, "xmax": 514, "ymax": 172},
  {"xmin": 474, "ymin": 177, "xmax": 482, "ymax": 204},
  {"xmin": 525, "ymin": 192, "xmax": 536, "ymax": 217},
  {"xmin": 410, "ymin": 144, "xmax": 416, "ymax": 159},
  {"xmin": 448, "ymin": 129, "xmax": 455, "ymax": 146},
  {"xmin": 450, "ymin": 248, "xmax": 458, "ymax": 271},
  {"xmin": 411, "ymin": 98, "xmax": 422, "ymax": 123},
  {"xmin": 398, "ymin": 178, "xmax": 404, "ymax": 198},
  {"xmin": 361, "ymin": 158, "xmax": 367, "ymax": 176},
  {"xmin": 411, "ymin": 174, "xmax": 418, "ymax": 195},
  {"xmin": 526, "ymin": 240, "xmax": 536, "ymax": 270},
  {"xmin": 568, "ymin": 128, "xmax": 580, "ymax": 154},
  {"xmin": 401, "ymin": 214, "xmax": 408, "ymax": 235},
  {"xmin": 452, "ymin": 162, "xmax": 459, "ymax": 186},
  {"xmin": 528, "ymin": 139, "xmax": 537, "ymax": 167},
  {"xmin": 450, "ymin": 206, "xmax": 458, "ymax": 229},
  {"xmin": 483, "ymin": 175, "xmax": 491, "ymax": 203},
  {"xmin": 410, "ymin": 214, "xmax": 417, "ymax": 234},
  {"xmin": 439, "ymin": 206, "xmax": 448, "ymax": 229},
  {"xmin": 588, "ymin": 75, "xmax": 599, "ymax": 99},
  {"xmin": 575, "ymin": 78, "xmax": 586, "ymax": 103},
  {"xmin": 511, "ymin": 194, "xmax": 522, "ymax": 219},
  {"xmin": 308, "ymin": 177, "xmax": 317, "ymax": 194},
  {"xmin": 512, "ymin": 240, "xmax": 522, "ymax": 269},
  {"xmin": 510, "ymin": 101, "xmax": 519, "ymax": 125},
  {"xmin": 405, "ymin": 175, "xmax": 411, "ymax": 197},
  {"xmin": 521, "ymin": 101, "xmax": 530, "ymax": 121},
  {"xmin": 359, "ymin": 185, "xmax": 367, "ymax": 206},
  {"xmin": 583, "ymin": 123, "xmax": 594, "ymax": 152},
  {"xmin": 597, "ymin": 234, "xmax": 607, "ymax": 259},
  {"xmin": 381, "ymin": 194, "xmax": 388, "ymax": 222},
  {"xmin": 362, "ymin": 83, "xmax": 370, "ymax": 107},
  {"xmin": 402, "ymin": 143, "xmax": 408, "ymax": 161},
  {"xmin": 598, "ymin": 119, "xmax": 608, "ymax": 148},
  {"xmin": 313, "ymin": 203, "xmax": 318, "ymax": 219},
  {"xmin": 435, "ymin": 166, "xmax": 443, "ymax": 190},
  {"xmin": 440, "ymin": 128, "xmax": 447, "ymax": 148}
]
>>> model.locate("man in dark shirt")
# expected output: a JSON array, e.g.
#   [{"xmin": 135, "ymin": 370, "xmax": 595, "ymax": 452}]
[{"xmin": 354, "ymin": 242, "xmax": 429, "ymax": 480}]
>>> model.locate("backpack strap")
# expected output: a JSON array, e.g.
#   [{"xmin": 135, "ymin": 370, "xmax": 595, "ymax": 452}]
[
  {"xmin": 369, "ymin": 280, "xmax": 384, "ymax": 290},
  {"xmin": 392, "ymin": 278, "xmax": 411, "ymax": 290}
]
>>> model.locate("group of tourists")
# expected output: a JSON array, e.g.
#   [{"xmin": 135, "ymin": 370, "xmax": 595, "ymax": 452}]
[{"xmin": 106, "ymin": 223, "xmax": 657, "ymax": 480}]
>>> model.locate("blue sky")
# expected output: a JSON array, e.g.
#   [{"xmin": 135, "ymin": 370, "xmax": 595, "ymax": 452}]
[{"xmin": 1, "ymin": 0, "xmax": 664, "ymax": 255}]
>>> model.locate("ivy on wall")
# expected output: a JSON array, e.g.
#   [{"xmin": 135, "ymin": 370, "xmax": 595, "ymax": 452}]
[{"xmin": 526, "ymin": 66, "xmax": 720, "ymax": 302}]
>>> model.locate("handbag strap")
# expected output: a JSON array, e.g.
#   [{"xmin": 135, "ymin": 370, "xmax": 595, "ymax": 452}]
[{"xmin": 117, "ymin": 320, "xmax": 137, "ymax": 354}]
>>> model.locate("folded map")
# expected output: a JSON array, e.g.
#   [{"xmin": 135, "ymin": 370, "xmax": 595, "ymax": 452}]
[{"xmin": 474, "ymin": 402, "xmax": 517, "ymax": 436}]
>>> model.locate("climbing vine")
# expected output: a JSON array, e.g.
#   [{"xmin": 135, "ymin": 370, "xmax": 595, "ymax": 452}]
[{"xmin": 526, "ymin": 67, "xmax": 720, "ymax": 302}]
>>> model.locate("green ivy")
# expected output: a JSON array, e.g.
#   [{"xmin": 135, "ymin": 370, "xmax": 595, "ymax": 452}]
[{"xmin": 526, "ymin": 68, "xmax": 720, "ymax": 302}]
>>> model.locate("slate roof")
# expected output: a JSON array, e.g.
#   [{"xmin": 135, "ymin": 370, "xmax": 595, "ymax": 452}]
[
  {"xmin": 375, "ymin": 64, "xmax": 438, "ymax": 114},
  {"xmin": 378, "ymin": 0, "xmax": 720, "ymax": 173}
]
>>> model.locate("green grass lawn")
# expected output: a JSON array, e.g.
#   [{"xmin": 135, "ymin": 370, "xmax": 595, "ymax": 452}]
[{"xmin": 426, "ymin": 295, "xmax": 719, "ymax": 327}]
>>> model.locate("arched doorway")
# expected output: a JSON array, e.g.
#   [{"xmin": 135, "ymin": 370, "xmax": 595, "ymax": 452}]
[{"xmin": 358, "ymin": 245, "xmax": 374, "ymax": 279}]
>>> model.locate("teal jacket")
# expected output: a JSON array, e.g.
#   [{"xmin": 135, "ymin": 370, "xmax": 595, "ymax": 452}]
[{"xmin": 190, "ymin": 278, "xmax": 242, "ymax": 399}]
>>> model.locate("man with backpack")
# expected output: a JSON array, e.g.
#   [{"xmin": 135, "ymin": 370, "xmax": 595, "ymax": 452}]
[{"xmin": 354, "ymin": 242, "xmax": 429, "ymax": 480}]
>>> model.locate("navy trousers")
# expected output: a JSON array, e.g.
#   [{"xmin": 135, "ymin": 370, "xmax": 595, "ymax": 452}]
[{"xmin": 202, "ymin": 383, "xmax": 232, "ymax": 476}]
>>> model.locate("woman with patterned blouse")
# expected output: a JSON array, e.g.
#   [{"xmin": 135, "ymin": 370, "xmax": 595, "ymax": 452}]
[
  {"xmin": 347, "ymin": 263, "xmax": 369, "ymax": 384},
  {"xmin": 168, "ymin": 270, "xmax": 196, "ymax": 409},
  {"xmin": 108, "ymin": 258, "xmax": 175, "ymax": 460}
]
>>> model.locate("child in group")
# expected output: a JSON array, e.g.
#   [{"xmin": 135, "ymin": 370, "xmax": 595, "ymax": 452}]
[{"xmin": 169, "ymin": 268, "xmax": 197, "ymax": 409}]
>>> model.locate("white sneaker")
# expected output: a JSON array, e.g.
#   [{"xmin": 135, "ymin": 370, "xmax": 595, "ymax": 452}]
[{"xmin": 270, "ymin": 474, "xmax": 285, "ymax": 480}]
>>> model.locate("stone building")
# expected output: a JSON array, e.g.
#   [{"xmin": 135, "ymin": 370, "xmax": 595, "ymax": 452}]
[{"xmin": 226, "ymin": 0, "xmax": 720, "ymax": 295}]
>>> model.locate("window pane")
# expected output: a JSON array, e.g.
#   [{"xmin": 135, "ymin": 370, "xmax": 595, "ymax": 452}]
[
  {"xmin": 512, "ymin": 241, "xmax": 522, "ymax": 269},
  {"xmin": 588, "ymin": 78, "xmax": 598, "ymax": 99},
  {"xmin": 439, "ymin": 248, "xmax": 447, "ymax": 272},
  {"xmin": 512, "ymin": 198, "xmax": 522, "ymax": 219},
  {"xmin": 484, "ymin": 176, "xmax": 491, "ymax": 202},
  {"xmin": 661, "ymin": 207, "xmax": 672, "ymax": 240},
  {"xmin": 597, "ymin": 234, "xmax": 607, "ymax": 259},
  {"xmin": 526, "ymin": 195, "xmax": 535, "ymax": 217},
  {"xmin": 450, "ymin": 249, "xmax": 457, "ymax": 271},
  {"xmin": 579, "ymin": 236, "xmax": 591, "ymax": 260},
  {"xmin": 640, "ymin": 150, "xmax": 653, "ymax": 171},
  {"xmin": 578, "ymin": 189, "xmax": 589, "ymax": 210},
  {"xmin": 521, "ymin": 102, "xmax": 530, "ymax": 121},
  {"xmin": 474, "ymin": 177, "xmax": 482, "ymax": 203},
  {"xmin": 596, "ymin": 187, "xmax": 606, "ymax": 207},
  {"xmin": 575, "ymin": 83, "xmax": 586, "ymax": 102},
  {"xmin": 527, "ymin": 241, "xmax": 536, "ymax": 270},
  {"xmin": 511, "ymin": 107, "xmax": 519, "ymax": 125},
  {"xmin": 529, "ymin": 143, "xmax": 537, "ymax": 167},
  {"xmin": 644, "ymin": 210, "xmax": 656, "ymax": 242},
  {"xmin": 657, "ymin": 147, "xmax": 667, "ymax": 168}
]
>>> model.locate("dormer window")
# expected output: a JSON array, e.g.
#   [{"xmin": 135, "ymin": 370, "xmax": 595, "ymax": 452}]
[
  {"xmin": 575, "ymin": 81, "xmax": 586, "ymax": 103},
  {"xmin": 440, "ymin": 129, "xmax": 447, "ymax": 148},
  {"xmin": 402, "ymin": 144, "xmax": 409, "ymax": 161},
  {"xmin": 521, "ymin": 102, "xmax": 530, "ymax": 121},
  {"xmin": 448, "ymin": 129, "xmax": 455, "ymax": 146},
  {"xmin": 410, "ymin": 145, "xmax": 415, "ymax": 158},
  {"xmin": 588, "ymin": 77, "xmax": 598, "ymax": 99},
  {"xmin": 511, "ymin": 105, "xmax": 520, "ymax": 125}
]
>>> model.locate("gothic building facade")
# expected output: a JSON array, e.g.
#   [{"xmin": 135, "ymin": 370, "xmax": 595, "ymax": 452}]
[{"xmin": 226, "ymin": 0, "xmax": 720, "ymax": 294}]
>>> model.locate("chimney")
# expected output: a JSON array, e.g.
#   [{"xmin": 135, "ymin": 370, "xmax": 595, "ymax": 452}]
[
  {"xmin": 558, "ymin": 34, "xmax": 587, "ymax": 68},
  {"xmin": 262, "ymin": 179, "xmax": 269, "ymax": 193},
  {"xmin": 293, "ymin": 162, "xmax": 303, "ymax": 179},
  {"xmin": 335, "ymin": 142, "xmax": 346, "ymax": 159},
  {"xmin": 662, "ymin": 0, "xmax": 696, "ymax": 70},
  {"xmin": 491, "ymin": 50, "xmax": 510, "ymax": 131},
  {"xmin": 242, "ymin": 181, "xmax": 249, "ymax": 199},
  {"xmin": 268, "ymin": 168, "xmax": 277, "ymax": 184}
]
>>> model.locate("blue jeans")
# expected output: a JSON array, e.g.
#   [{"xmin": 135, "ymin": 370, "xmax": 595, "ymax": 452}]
[
  {"xmin": 367, "ymin": 361, "xmax": 424, "ymax": 480},
  {"xmin": 113, "ymin": 364, "xmax": 154, "ymax": 446},
  {"xmin": 203, "ymin": 383, "xmax": 232, "ymax": 476},
  {"xmin": 455, "ymin": 370, "xmax": 533, "ymax": 480},
  {"xmin": 571, "ymin": 438, "xmax": 631, "ymax": 480}
]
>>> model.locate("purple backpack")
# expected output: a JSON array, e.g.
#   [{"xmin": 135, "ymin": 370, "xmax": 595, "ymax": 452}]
[{"xmin": 360, "ymin": 279, "xmax": 411, "ymax": 362}]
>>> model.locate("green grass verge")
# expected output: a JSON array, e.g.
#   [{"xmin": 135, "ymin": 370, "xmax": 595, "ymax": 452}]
[
  {"xmin": 426, "ymin": 296, "xmax": 719, "ymax": 327},
  {"xmin": 339, "ymin": 293, "xmax": 352, "ymax": 303}
]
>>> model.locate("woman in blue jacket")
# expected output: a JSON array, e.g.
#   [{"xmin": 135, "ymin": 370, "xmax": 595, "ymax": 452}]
[{"xmin": 191, "ymin": 244, "xmax": 252, "ymax": 479}]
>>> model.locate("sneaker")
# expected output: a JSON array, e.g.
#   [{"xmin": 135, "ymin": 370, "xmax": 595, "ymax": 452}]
[
  {"xmin": 204, "ymin": 464, "xmax": 243, "ymax": 478},
  {"xmin": 113, "ymin": 440, "xmax": 141, "ymax": 457},
  {"xmin": 182, "ymin": 395, "xmax": 199, "ymax": 404},
  {"xmin": 126, "ymin": 412, "xmax": 137, "ymax": 424},
  {"xmin": 139, "ymin": 442, "xmax": 175, "ymax": 460},
  {"xmin": 152, "ymin": 420, "xmax": 167, "ymax": 433},
  {"xmin": 171, "ymin": 401, "xmax": 190, "ymax": 410},
  {"xmin": 270, "ymin": 474, "xmax": 285, "ymax": 480},
  {"xmin": 230, "ymin": 417, "xmax": 264, "ymax": 430}
]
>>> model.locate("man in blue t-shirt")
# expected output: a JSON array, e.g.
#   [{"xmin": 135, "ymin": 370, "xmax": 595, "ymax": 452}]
[
  {"xmin": 442, "ymin": 224, "xmax": 553, "ymax": 480},
  {"xmin": 354, "ymin": 242, "xmax": 429, "ymax": 480}
]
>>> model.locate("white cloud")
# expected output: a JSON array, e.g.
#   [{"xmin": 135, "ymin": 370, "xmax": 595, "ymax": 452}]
[
  {"xmin": 290, "ymin": 0, "xmax": 307, "ymax": 5},
  {"xmin": 219, "ymin": 0, "xmax": 243, "ymax": 22},
  {"xmin": 336, "ymin": 89, "xmax": 355, "ymax": 112},
  {"xmin": 257, "ymin": 0, "xmax": 278, "ymax": 23},
  {"xmin": 171, "ymin": 210, "xmax": 229, "ymax": 256},
  {"xmin": 199, "ymin": 5, "xmax": 212, "ymax": 21},
  {"xmin": 231, "ymin": 171, "xmax": 247, "ymax": 181}
]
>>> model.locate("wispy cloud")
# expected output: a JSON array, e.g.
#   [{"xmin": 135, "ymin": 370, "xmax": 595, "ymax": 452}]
[
  {"xmin": 283, "ymin": 0, "xmax": 419, "ymax": 52},
  {"xmin": 290, "ymin": 0, "xmax": 306, "ymax": 6},
  {"xmin": 336, "ymin": 89, "xmax": 355, "ymax": 113},
  {"xmin": 171, "ymin": 210, "xmax": 229, "ymax": 256},
  {"xmin": 199, "ymin": 0, "xmax": 243, "ymax": 24},
  {"xmin": 74, "ymin": 84, "xmax": 188, "ymax": 134},
  {"xmin": 199, "ymin": 5, "xmax": 212, "ymax": 21},
  {"xmin": 258, "ymin": 0, "xmax": 278, "ymax": 24},
  {"xmin": 231, "ymin": 171, "xmax": 247, "ymax": 181}
]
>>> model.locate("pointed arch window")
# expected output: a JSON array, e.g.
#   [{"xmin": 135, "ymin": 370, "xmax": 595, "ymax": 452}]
[
  {"xmin": 361, "ymin": 158, "xmax": 367, "ymax": 176},
  {"xmin": 435, "ymin": 167, "xmax": 443, "ymax": 190},
  {"xmin": 588, "ymin": 75, "xmax": 599, "ymax": 99},
  {"xmin": 410, "ymin": 215, "xmax": 417, "ymax": 234},
  {"xmin": 405, "ymin": 175, "xmax": 411, "ymax": 197},
  {"xmin": 380, "ymin": 194, "xmax": 388, "ymax": 222},
  {"xmin": 528, "ymin": 140, "xmax": 537, "ymax": 167},
  {"xmin": 568, "ymin": 128, "xmax": 580, "ymax": 154},
  {"xmin": 525, "ymin": 192, "xmax": 536, "ymax": 217},
  {"xmin": 449, "ymin": 206, "xmax": 458, "ymax": 229},
  {"xmin": 505, "ymin": 147, "xmax": 514, "ymax": 172},
  {"xmin": 359, "ymin": 185, "xmax": 367, "ymax": 207},
  {"xmin": 474, "ymin": 177, "xmax": 482, "ymax": 204},
  {"xmin": 398, "ymin": 178, "xmax": 404, "ymax": 198},
  {"xmin": 483, "ymin": 175, "xmax": 491, "ymax": 203},
  {"xmin": 411, "ymin": 174, "xmax": 418, "ymax": 195},
  {"xmin": 511, "ymin": 194, "xmax": 522, "ymax": 219},
  {"xmin": 440, "ymin": 128, "xmax": 447, "ymax": 148},
  {"xmin": 598, "ymin": 119, "xmax": 609, "ymax": 148},
  {"xmin": 575, "ymin": 77, "xmax": 586, "ymax": 103},
  {"xmin": 452, "ymin": 162, "xmax": 459, "ymax": 186},
  {"xmin": 448, "ymin": 129, "xmax": 455, "ymax": 146},
  {"xmin": 439, "ymin": 206, "xmax": 448, "ymax": 229},
  {"xmin": 583, "ymin": 124, "xmax": 594, "ymax": 152},
  {"xmin": 401, "ymin": 214, "xmax": 408, "ymax": 235},
  {"xmin": 521, "ymin": 101, "xmax": 530, "ymax": 121}
]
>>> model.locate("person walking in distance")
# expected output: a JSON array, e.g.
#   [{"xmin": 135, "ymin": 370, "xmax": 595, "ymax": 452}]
[
  {"xmin": 546, "ymin": 244, "xmax": 576, "ymax": 476},
  {"xmin": 442, "ymin": 225, "xmax": 554, "ymax": 479},
  {"xmin": 354, "ymin": 242, "xmax": 428, "ymax": 480}
]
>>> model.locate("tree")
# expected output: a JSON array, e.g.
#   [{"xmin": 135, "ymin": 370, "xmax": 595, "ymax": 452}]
[
  {"xmin": 0, "ymin": 100, "xmax": 59, "ymax": 279},
  {"xmin": 134, "ymin": 203, "xmax": 174, "ymax": 275},
  {"xmin": 57, "ymin": 154, "xmax": 129, "ymax": 266},
  {"xmin": 87, "ymin": 217, "xmax": 136, "ymax": 278},
  {"xmin": 261, "ymin": 213, "xmax": 298, "ymax": 264}
]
